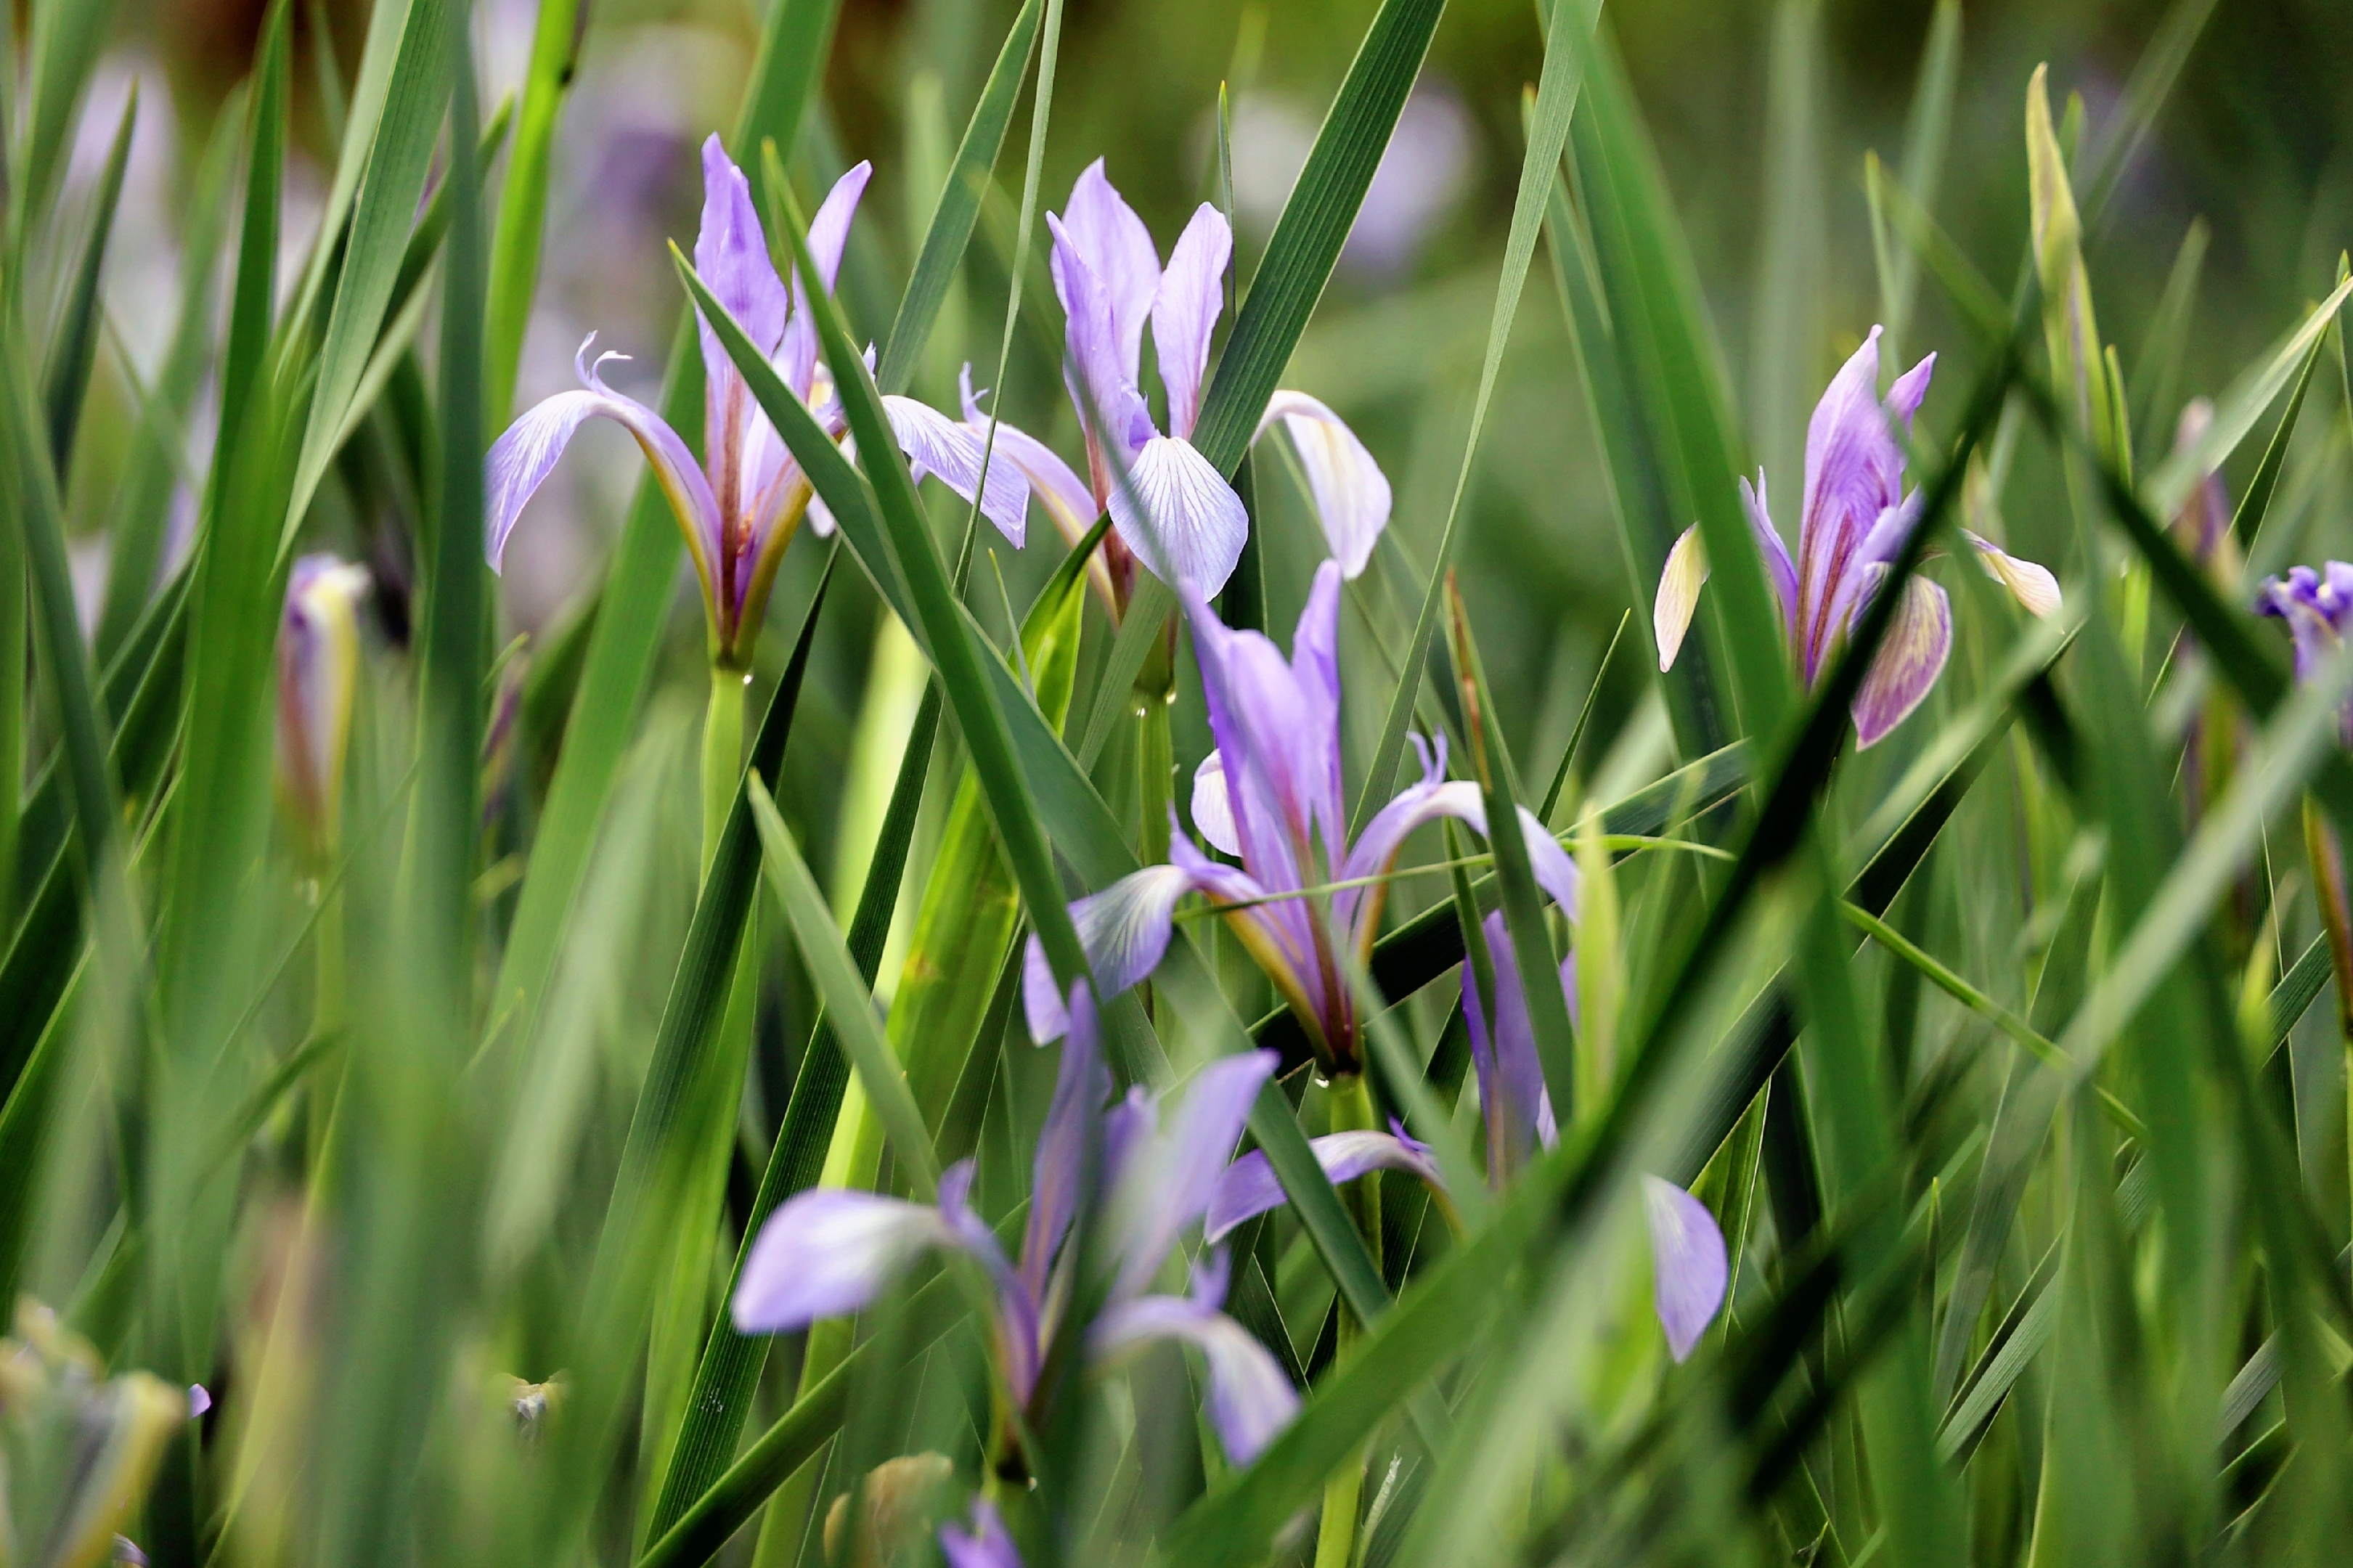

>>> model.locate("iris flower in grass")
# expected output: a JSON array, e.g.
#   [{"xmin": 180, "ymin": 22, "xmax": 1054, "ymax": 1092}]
[
  {"xmin": 732, "ymin": 985, "xmax": 1298, "ymax": 1466},
  {"xmin": 2256, "ymin": 564, "xmax": 2353, "ymax": 742},
  {"xmin": 485, "ymin": 137, "xmax": 1028, "ymax": 671},
  {"xmin": 275, "ymin": 554, "xmax": 371, "ymax": 860},
  {"xmin": 1207, "ymin": 914, "xmax": 1731, "ymax": 1361},
  {"xmin": 1021, "ymin": 558, "xmax": 1578, "ymax": 1080},
  {"xmin": 1652, "ymin": 328, "xmax": 2059, "ymax": 747},
  {"xmin": 939, "ymin": 1499, "xmax": 1019, "ymax": 1568},
  {"xmin": 962, "ymin": 160, "xmax": 1392, "ymax": 616}
]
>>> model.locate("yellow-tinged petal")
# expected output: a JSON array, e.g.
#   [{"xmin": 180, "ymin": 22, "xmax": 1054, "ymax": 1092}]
[
  {"xmin": 1965, "ymin": 530, "xmax": 2063, "ymax": 619},
  {"xmin": 1653, "ymin": 524, "xmax": 1708, "ymax": 672}
]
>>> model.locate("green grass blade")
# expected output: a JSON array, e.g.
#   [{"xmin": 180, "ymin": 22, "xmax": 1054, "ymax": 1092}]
[
  {"xmin": 12, "ymin": 0, "xmax": 123, "ymax": 244},
  {"xmin": 2143, "ymin": 275, "xmax": 2353, "ymax": 517},
  {"xmin": 94, "ymin": 94, "xmax": 242, "ymax": 662},
  {"xmin": 407, "ymin": 17, "xmax": 487, "ymax": 1005},
  {"xmin": 2129, "ymin": 219, "xmax": 2208, "ymax": 457},
  {"xmin": 2224, "ymin": 306, "xmax": 2328, "ymax": 551},
  {"xmin": 1347, "ymin": 0, "xmax": 1598, "ymax": 832},
  {"xmin": 876, "ymin": 0, "xmax": 1040, "ymax": 396},
  {"xmin": 39, "ymin": 82, "xmax": 135, "ymax": 475},
  {"xmin": 1190, "ymin": 0, "xmax": 1451, "ymax": 474},
  {"xmin": 1878, "ymin": 0, "xmax": 1960, "ymax": 362},
  {"xmin": 748, "ymin": 778, "xmax": 939, "ymax": 1198},
  {"xmin": 484, "ymin": 0, "xmax": 590, "ymax": 422},
  {"xmin": 1746, "ymin": 0, "xmax": 1823, "ymax": 498}
]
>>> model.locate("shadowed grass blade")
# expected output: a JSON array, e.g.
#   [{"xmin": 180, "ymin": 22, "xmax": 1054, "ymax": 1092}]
[{"xmin": 484, "ymin": 0, "xmax": 590, "ymax": 422}]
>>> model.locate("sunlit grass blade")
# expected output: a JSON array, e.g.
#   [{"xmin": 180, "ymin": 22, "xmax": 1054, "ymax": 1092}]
[
  {"xmin": 484, "ymin": 0, "xmax": 590, "ymax": 422},
  {"xmin": 877, "ymin": 0, "xmax": 1040, "ymax": 395},
  {"xmin": 287, "ymin": 0, "xmax": 458, "ymax": 534},
  {"xmin": 94, "ymin": 95, "xmax": 241, "ymax": 661},
  {"xmin": 11, "ymin": 0, "xmax": 123, "ymax": 245},
  {"xmin": 747, "ymin": 778, "xmax": 939, "ymax": 1198},
  {"xmin": 1347, "ymin": 0, "xmax": 1598, "ymax": 830},
  {"xmin": 38, "ymin": 81, "xmax": 134, "ymax": 473}
]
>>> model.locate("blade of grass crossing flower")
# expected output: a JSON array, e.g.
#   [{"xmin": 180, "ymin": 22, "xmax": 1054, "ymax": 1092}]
[
  {"xmin": 39, "ymin": 83, "xmax": 135, "ymax": 475},
  {"xmin": 484, "ymin": 0, "xmax": 846, "ymax": 1084},
  {"xmin": 877, "ymin": 0, "xmax": 1040, "ymax": 395},
  {"xmin": 484, "ymin": 0, "xmax": 588, "ymax": 421},
  {"xmin": 288, "ymin": 0, "xmax": 457, "ymax": 536},
  {"xmin": 761, "ymin": 182, "xmax": 1090, "ymax": 989},
  {"xmin": 1348, "ymin": 0, "xmax": 1599, "ymax": 835},
  {"xmin": 1560, "ymin": 25, "xmax": 1790, "ymax": 745},
  {"xmin": 748, "ymin": 779, "xmax": 941, "ymax": 1199},
  {"xmin": 94, "ymin": 99, "xmax": 241, "ymax": 661},
  {"xmin": 2143, "ymin": 276, "xmax": 2353, "ymax": 516}
]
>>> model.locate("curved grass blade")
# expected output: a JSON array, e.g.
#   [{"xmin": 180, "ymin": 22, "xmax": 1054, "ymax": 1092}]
[
  {"xmin": 41, "ymin": 81, "xmax": 135, "ymax": 475},
  {"xmin": 1350, "ymin": 0, "xmax": 1604, "ymax": 828},
  {"xmin": 877, "ymin": 0, "xmax": 1040, "ymax": 395},
  {"xmin": 748, "ymin": 777, "xmax": 939, "ymax": 1198},
  {"xmin": 2224, "ymin": 298, "xmax": 2329, "ymax": 552},
  {"xmin": 484, "ymin": 0, "xmax": 590, "ymax": 422}
]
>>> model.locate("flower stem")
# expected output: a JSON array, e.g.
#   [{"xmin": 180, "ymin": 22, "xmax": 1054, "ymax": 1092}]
[
  {"xmin": 1314, "ymin": 1073, "xmax": 1380, "ymax": 1568},
  {"xmin": 2305, "ymin": 796, "xmax": 2353, "ymax": 1238},
  {"xmin": 1136, "ymin": 691, "xmax": 1172, "ymax": 867},
  {"xmin": 702, "ymin": 664, "xmax": 749, "ymax": 878}
]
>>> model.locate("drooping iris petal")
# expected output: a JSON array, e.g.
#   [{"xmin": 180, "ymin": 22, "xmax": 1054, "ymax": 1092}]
[
  {"xmin": 939, "ymin": 1500, "xmax": 1021, "ymax": 1568},
  {"xmin": 1204, "ymin": 1130, "xmax": 1445, "ymax": 1244},
  {"xmin": 1642, "ymin": 1175, "xmax": 1729, "ymax": 1361},
  {"xmin": 1191, "ymin": 751, "xmax": 1239, "ymax": 856},
  {"xmin": 1652, "ymin": 524, "xmax": 1708, "ymax": 674},
  {"xmin": 1739, "ymin": 471, "xmax": 1798, "ymax": 636},
  {"xmin": 1109, "ymin": 1050, "xmax": 1279, "ymax": 1297},
  {"xmin": 1257, "ymin": 391, "xmax": 1392, "ymax": 579},
  {"xmin": 732, "ymin": 1190, "xmax": 950, "ymax": 1332},
  {"xmin": 1088, "ymin": 1292, "xmax": 1299, "ymax": 1464},
  {"xmin": 1850, "ymin": 571, "xmax": 1953, "ymax": 748},
  {"xmin": 1106, "ymin": 435, "xmax": 1249, "ymax": 597},
  {"xmin": 1056, "ymin": 158, "xmax": 1162, "ymax": 381},
  {"xmin": 1151, "ymin": 205, "xmax": 1231, "ymax": 443},
  {"xmin": 937, "ymin": 1160, "xmax": 1038, "ymax": 1402},
  {"xmin": 881, "ymin": 395, "xmax": 1032, "ymax": 544},
  {"xmin": 777, "ymin": 160, "xmax": 876, "ymax": 402},
  {"xmin": 486, "ymin": 346, "xmax": 720, "ymax": 578},
  {"xmin": 1022, "ymin": 862, "xmax": 1264, "ymax": 1042},
  {"xmin": 1965, "ymin": 530, "xmax": 2062, "ymax": 618},
  {"xmin": 1335, "ymin": 780, "xmax": 1576, "ymax": 944},
  {"xmin": 960, "ymin": 366, "xmax": 1097, "ymax": 546}
]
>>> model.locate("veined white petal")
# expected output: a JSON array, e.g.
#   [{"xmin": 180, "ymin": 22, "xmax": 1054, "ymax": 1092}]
[
  {"xmin": 1191, "ymin": 751, "xmax": 1239, "ymax": 856},
  {"xmin": 1257, "ymin": 390, "xmax": 1392, "ymax": 578},
  {"xmin": 1106, "ymin": 436, "xmax": 1248, "ymax": 597},
  {"xmin": 1653, "ymin": 524, "xmax": 1708, "ymax": 672},
  {"xmin": 1964, "ymin": 530, "xmax": 2062, "ymax": 618}
]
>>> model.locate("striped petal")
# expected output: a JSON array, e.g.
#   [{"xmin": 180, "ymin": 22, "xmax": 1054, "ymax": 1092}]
[
  {"xmin": 1965, "ymin": 530, "xmax": 2061, "ymax": 618},
  {"xmin": 1107, "ymin": 435, "xmax": 1248, "ymax": 597},
  {"xmin": 1205, "ymin": 1128, "xmax": 1443, "ymax": 1244},
  {"xmin": 1021, "ymin": 859, "xmax": 1268, "ymax": 1042},
  {"xmin": 882, "ymin": 394, "xmax": 1031, "ymax": 545},
  {"xmin": 1653, "ymin": 524, "xmax": 1708, "ymax": 672},
  {"xmin": 1257, "ymin": 390, "xmax": 1391, "ymax": 579},
  {"xmin": 731, "ymin": 1189, "xmax": 952, "ymax": 1332},
  {"xmin": 1643, "ymin": 1175, "xmax": 1728, "ymax": 1361},
  {"xmin": 1850, "ymin": 571, "xmax": 1952, "ymax": 748},
  {"xmin": 1151, "ymin": 205, "xmax": 1231, "ymax": 442},
  {"xmin": 1090, "ymin": 1265, "xmax": 1299, "ymax": 1465}
]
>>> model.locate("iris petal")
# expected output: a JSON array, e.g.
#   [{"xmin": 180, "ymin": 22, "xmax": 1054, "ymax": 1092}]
[
  {"xmin": 1257, "ymin": 391, "xmax": 1392, "ymax": 579},
  {"xmin": 1151, "ymin": 205, "xmax": 1231, "ymax": 442},
  {"xmin": 1850, "ymin": 571, "xmax": 1952, "ymax": 748},
  {"xmin": 1965, "ymin": 530, "xmax": 2062, "ymax": 618},
  {"xmin": 1652, "ymin": 524, "xmax": 1708, "ymax": 673},
  {"xmin": 1106, "ymin": 435, "xmax": 1249, "ymax": 597},
  {"xmin": 1191, "ymin": 751, "xmax": 1240, "ymax": 855},
  {"xmin": 732, "ymin": 1190, "xmax": 950, "ymax": 1332},
  {"xmin": 881, "ymin": 395, "xmax": 1031, "ymax": 545},
  {"xmin": 1089, "ymin": 1295, "xmax": 1299, "ymax": 1464},
  {"xmin": 1205, "ymin": 1130, "xmax": 1444, "ymax": 1244},
  {"xmin": 1642, "ymin": 1175, "xmax": 1729, "ymax": 1361}
]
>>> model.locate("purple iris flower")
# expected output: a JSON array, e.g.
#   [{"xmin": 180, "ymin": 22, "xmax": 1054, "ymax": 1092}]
[
  {"xmin": 486, "ymin": 137, "xmax": 1029, "ymax": 669},
  {"xmin": 1653, "ymin": 328, "xmax": 2058, "ymax": 747},
  {"xmin": 731, "ymin": 986, "xmax": 1299, "ymax": 1465},
  {"xmin": 1022, "ymin": 558, "xmax": 1578, "ymax": 1079},
  {"xmin": 939, "ymin": 1499, "xmax": 1020, "ymax": 1568},
  {"xmin": 2256, "ymin": 563, "xmax": 2353, "ymax": 742},
  {"xmin": 1206, "ymin": 914, "xmax": 1730, "ymax": 1361},
  {"xmin": 961, "ymin": 160, "xmax": 1391, "ymax": 616}
]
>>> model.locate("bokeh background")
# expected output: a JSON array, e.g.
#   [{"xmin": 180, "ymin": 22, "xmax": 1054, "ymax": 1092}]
[{"xmin": 48, "ymin": 0, "xmax": 2353, "ymax": 919}]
